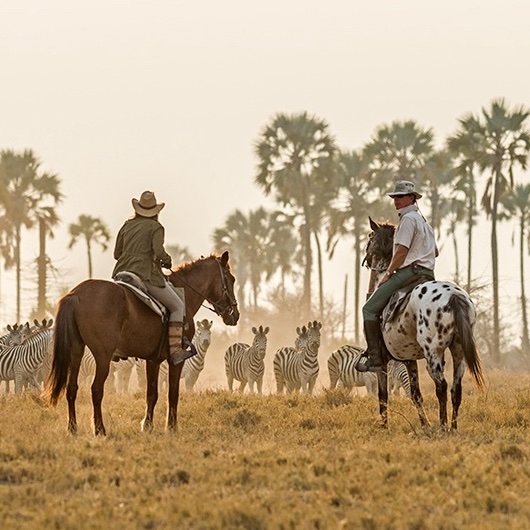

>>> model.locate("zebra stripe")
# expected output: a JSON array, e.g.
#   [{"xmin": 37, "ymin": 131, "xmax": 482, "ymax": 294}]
[
  {"xmin": 0, "ymin": 325, "xmax": 53, "ymax": 394},
  {"xmin": 274, "ymin": 321, "xmax": 322, "ymax": 395},
  {"xmin": 388, "ymin": 359, "xmax": 411, "ymax": 397},
  {"xmin": 225, "ymin": 325, "xmax": 269, "ymax": 394},
  {"xmin": 327, "ymin": 345, "xmax": 377, "ymax": 395}
]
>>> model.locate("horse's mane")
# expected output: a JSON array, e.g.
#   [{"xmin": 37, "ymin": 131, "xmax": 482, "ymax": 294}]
[{"xmin": 172, "ymin": 253, "xmax": 227, "ymax": 273}]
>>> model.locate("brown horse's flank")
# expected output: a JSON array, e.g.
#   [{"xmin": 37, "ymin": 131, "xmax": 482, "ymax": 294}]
[{"xmin": 44, "ymin": 251, "xmax": 239, "ymax": 436}]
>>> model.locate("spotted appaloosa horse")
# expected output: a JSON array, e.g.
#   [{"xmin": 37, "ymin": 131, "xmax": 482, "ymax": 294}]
[{"xmin": 364, "ymin": 218, "xmax": 484, "ymax": 430}]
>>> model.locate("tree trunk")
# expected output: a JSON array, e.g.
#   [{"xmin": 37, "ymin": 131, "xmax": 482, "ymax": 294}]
[
  {"xmin": 490, "ymin": 169, "xmax": 501, "ymax": 363},
  {"xmin": 15, "ymin": 224, "xmax": 21, "ymax": 323},
  {"xmin": 353, "ymin": 223, "xmax": 362, "ymax": 343},
  {"xmin": 314, "ymin": 231, "xmax": 324, "ymax": 322},
  {"xmin": 37, "ymin": 218, "xmax": 47, "ymax": 319},
  {"xmin": 519, "ymin": 217, "xmax": 530, "ymax": 355},
  {"xmin": 86, "ymin": 237, "xmax": 93, "ymax": 279},
  {"xmin": 466, "ymin": 192, "xmax": 474, "ymax": 293},
  {"xmin": 301, "ymin": 208, "xmax": 312, "ymax": 316}
]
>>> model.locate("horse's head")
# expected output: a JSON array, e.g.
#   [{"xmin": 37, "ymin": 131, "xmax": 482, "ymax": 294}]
[
  {"xmin": 364, "ymin": 217, "xmax": 395, "ymax": 270},
  {"xmin": 208, "ymin": 251, "xmax": 240, "ymax": 326},
  {"xmin": 364, "ymin": 217, "xmax": 396, "ymax": 294}
]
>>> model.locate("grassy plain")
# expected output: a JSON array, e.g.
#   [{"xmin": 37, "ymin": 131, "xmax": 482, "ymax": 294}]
[{"xmin": 1, "ymin": 369, "xmax": 529, "ymax": 530}]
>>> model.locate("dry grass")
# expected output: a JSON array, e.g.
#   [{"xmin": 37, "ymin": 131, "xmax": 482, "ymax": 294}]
[{"xmin": 1, "ymin": 369, "xmax": 529, "ymax": 529}]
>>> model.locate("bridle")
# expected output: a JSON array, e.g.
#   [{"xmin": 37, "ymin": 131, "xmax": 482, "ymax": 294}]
[
  {"xmin": 174, "ymin": 257, "xmax": 238, "ymax": 319},
  {"xmin": 206, "ymin": 258, "xmax": 238, "ymax": 318}
]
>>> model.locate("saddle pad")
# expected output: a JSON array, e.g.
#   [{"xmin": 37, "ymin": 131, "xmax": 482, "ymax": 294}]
[{"xmin": 114, "ymin": 276, "xmax": 167, "ymax": 321}]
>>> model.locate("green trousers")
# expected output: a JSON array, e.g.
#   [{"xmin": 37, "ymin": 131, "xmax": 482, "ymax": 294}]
[{"xmin": 362, "ymin": 266, "xmax": 434, "ymax": 322}]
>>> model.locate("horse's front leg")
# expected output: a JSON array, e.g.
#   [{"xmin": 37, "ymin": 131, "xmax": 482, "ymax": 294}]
[
  {"xmin": 167, "ymin": 362, "xmax": 183, "ymax": 431},
  {"xmin": 404, "ymin": 361, "xmax": 430, "ymax": 428},
  {"xmin": 91, "ymin": 357, "xmax": 111, "ymax": 436},
  {"xmin": 141, "ymin": 360, "xmax": 160, "ymax": 432},
  {"xmin": 377, "ymin": 364, "xmax": 389, "ymax": 428}
]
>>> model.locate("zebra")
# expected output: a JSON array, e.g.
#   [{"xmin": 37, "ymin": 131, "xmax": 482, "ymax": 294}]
[
  {"xmin": 115, "ymin": 319, "xmax": 214, "ymax": 393},
  {"xmin": 388, "ymin": 359, "xmax": 411, "ymax": 397},
  {"xmin": 225, "ymin": 324, "xmax": 269, "ymax": 394},
  {"xmin": 327, "ymin": 345, "xmax": 378, "ymax": 395},
  {"xmin": 0, "ymin": 319, "xmax": 54, "ymax": 394},
  {"xmin": 273, "ymin": 321, "xmax": 322, "ymax": 395},
  {"xmin": 0, "ymin": 323, "xmax": 34, "ymax": 393}
]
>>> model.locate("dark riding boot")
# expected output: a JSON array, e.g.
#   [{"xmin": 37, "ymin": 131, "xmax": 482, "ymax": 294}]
[
  {"xmin": 355, "ymin": 320, "xmax": 384, "ymax": 373},
  {"xmin": 168, "ymin": 322, "xmax": 197, "ymax": 365}
]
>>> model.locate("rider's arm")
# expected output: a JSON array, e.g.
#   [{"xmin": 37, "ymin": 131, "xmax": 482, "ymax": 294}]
[{"xmin": 379, "ymin": 244, "xmax": 409, "ymax": 285}]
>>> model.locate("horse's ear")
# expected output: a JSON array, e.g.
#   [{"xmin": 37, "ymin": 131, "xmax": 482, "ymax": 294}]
[
  {"xmin": 369, "ymin": 217, "xmax": 379, "ymax": 231},
  {"xmin": 220, "ymin": 250, "xmax": 229, "ymax": 265}
]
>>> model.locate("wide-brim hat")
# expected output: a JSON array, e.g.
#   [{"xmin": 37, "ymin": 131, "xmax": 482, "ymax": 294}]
[
  {"xmin": 388, "ymin": 180, "xmax": 422, "ymax": 199},
  {"xmin": 132, "ymin": 191, "xmax": 165, "ymax": 217}
]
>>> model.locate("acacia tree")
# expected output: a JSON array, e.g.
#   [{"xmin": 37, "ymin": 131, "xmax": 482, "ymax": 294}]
[
  {"xmin": 68, "ymin": 214, "xmax": 111, "ymax": 279},
  {"xmin": 0, "ymin": 149, "xmax": 62, "ymax": 321},
  {"xmin": 254, "ymin": 112, "xmax": 337, "ymax": 315},
  {"xmin": 459, "ymin": 99, "xmax": 530, "ymax": 362}
]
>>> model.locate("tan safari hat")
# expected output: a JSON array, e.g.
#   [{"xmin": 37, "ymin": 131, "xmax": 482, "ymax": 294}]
[
  {"xmin": 388, "ymin": 180, "xmax": 422, "ymax": 199},
  {"xmin": 132, "ymin": 191, "xmax": 165, "ymax": 217}
]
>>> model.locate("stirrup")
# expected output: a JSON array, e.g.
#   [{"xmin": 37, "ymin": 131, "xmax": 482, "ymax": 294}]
[
  {"xmin": 169, "ymin": 338, "xmax": 198, "ymax": 365},
  {"xmin": 355, "ymin": 353, "xmax": 383, "ymax": 373}
]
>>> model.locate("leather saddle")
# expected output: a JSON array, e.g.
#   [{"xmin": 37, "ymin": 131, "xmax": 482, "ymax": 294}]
[{"xmin": 382, "ymin": 276, "xmax": 432, "ymax": 326}]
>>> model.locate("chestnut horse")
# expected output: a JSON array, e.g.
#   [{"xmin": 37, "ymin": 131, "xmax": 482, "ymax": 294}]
[
  {"xmin": 45, "ymin": 251, "xmax": 239, "ymax": 435},
  {"xmin": 364, "ymin": 219, "xmax": 484, "ymax": 430}
]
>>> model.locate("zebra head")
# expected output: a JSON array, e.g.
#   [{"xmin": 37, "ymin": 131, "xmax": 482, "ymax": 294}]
[
  {"xmin": 294, "ymin": 325, "xmax": 309, "ymax": 352},
  {"xmin": 306, "ymin": 321, "xmax": 322, "ymax": 351},
  {"xmin": 5, "ymin": 322, "xmax": 33, "ymax": 346},
  {"xmin": 251, "ymin": 325, "xmax": 269, "ymax": 360},
  {"xmin": 195, "ymin": 319, "xmax": 213, "ymax": 350}
]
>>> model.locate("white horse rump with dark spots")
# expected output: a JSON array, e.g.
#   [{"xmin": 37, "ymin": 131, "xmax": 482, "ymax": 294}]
[{"xmin": 365, "ymin": 218, "xmax": 484, "ymax": 430}]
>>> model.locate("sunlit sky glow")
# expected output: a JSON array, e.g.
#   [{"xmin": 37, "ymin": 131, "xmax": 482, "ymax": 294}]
[{"xmin": 1, "ymin": 1, "xmax": 529, "ymax": 326}]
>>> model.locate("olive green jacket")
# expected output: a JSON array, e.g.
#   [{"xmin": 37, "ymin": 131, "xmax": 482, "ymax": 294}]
[{"xmin": 112, "ymin": 216, "xmax": 172, "ymax": 287}]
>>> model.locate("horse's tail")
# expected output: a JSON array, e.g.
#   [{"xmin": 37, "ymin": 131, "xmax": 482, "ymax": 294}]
[
  {"xmin": 44, "ymin": 294, "xmax": 81, "ymax": 406},
  {"xmin": 449, "ymin": 293, "xmax": 485, "ymax": 390}
]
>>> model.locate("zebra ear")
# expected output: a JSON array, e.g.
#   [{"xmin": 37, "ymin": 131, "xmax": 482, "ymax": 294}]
[
  {"xmin": 264, "ymin": 326, "xmax": 269, "ymax": 334},
  {"xmin": 252, "ymin": 326, "xmax": 257, "ymax": 334},
  {"xmin": 296, "ymin": 326, "xmax": 301, "ymax": 335},
  {"xmin": 34, "ymin": 319, "xmax": 39, "ymax": 327},
  {"xmin": 47, "ymin": 319, "xmax": 54, "ymax": 327},
  {"xmin": 7, "ymin": 324, "xmax": 12, "ymax": 332}
]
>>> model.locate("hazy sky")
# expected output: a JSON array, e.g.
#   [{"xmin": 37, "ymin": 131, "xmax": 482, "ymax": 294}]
[{"xmin": 1, "ymin": 1, "xmax": 529, "ymax": 325}]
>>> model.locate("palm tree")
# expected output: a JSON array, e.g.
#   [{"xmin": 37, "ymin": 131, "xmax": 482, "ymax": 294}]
[
  {"xmin": 499, "ymin": 184, "xmax": 530, "ymax": 356},
  {"xmin": 212, "ymin": 207, "xmax": 272, "ymax": 311},
  {"xmin": 326, "ymin": 149, "xmax": 380, "ymax": 342},
  {"xmin": 0, "ymin": 149, "xmax": 62, "ymax": 321},
  {"xmin": 254, "ymin": 111, "xmax": 337, "ymax": 315},
  {"xmin": 165, "ymin": 244, "xmax": 193, "ymax": 265},
  {"xmin": 459, "ymin": 99, "xmax": 530, "ymax": 362},
  {"xmin": 446, "ymin": 126, "xmax": 481, "ymax": 292},
  {"xmin": 68, "ymin": 215, "xmax": 111, "ymax": 279},
  {"xmin": 363, "ymin": 119, "xmax": 435, "ymax": 192}
]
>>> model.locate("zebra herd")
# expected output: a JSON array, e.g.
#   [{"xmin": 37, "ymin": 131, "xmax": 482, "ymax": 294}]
[{"xmin": 0, "ymin": 316, "xmax": 410, "ymax": 397}]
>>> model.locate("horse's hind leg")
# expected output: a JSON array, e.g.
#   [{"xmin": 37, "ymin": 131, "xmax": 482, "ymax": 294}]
[
  {"xmin": 91, "ymin": 355, "xmax": 111, "ymax": 436},
  {"xmin": 141, "ymin": 360, "xmax": 160, "ymax": 432},
  {"xmin": 449, "ymin": 347, "xmax": 466, "ymax": 430},
  {"xmin": 404, "ymin": 361, "xmax": 430, "ymax": 428},
  {"xmin": 66, "ymin": 345, "xmax": 84, "ymax": 434},
  {"xmin": 424, "ymin": 352, "xmax": 448, "ymax": 429}
]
